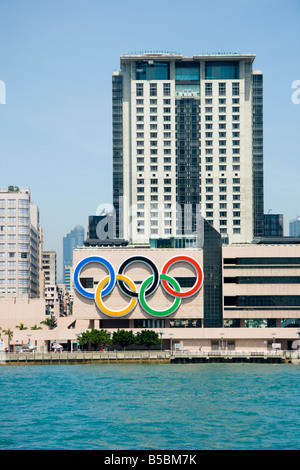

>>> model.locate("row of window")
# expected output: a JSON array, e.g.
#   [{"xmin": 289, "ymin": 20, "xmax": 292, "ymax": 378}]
[
  {"xmin": 206, "ymin": 165, "xmax": 240, "ymax": 171},
  {"xmin": 206, "ymin": 211, "xmax": 241, "ymax": 218},
  {"xmin": 0, "ymin": 234, "xmax": 29, "ymax": 240},
  {"xmin": 0, "ymin": 208, "xmax": 29, "ymax": 214},
  {"xmin": 205, "ymin": 140, "xmax": 240, "ymax": 146},
  {"xmin": 137, "ymin": 106, "xmax": 240, "ymax": 116},
  {"xmin": 136, "ymin": 194, "xmax": 173, "ymax": 202},
  {"xmin": 205, "ymin": 185, "xmax": 240, "ymax": 192},
  {"xmin": 135, "ymin": 82, "xmax": 240, "ymax": 97},
  {"xmin": 0, "ymin": 279, "xmax": 30, "ymax": 285},
  {"xmin": 0, "ymin": 217, "xmax": 29, "ymax": 223},
  {"xmin": 206, "ymin": 203, "xmax": 240, "ymax": 209},
  {"xmin": 0, "ymin": 226, "xmax": 29, "ymax": 232},
  {"xmin": 136, "ymin": 193, "xmax": 242, "ymax": 204},
  {"xmin": 136, "ymin": 98, "xmax": 171, "ymax": 105},
  {"xmin": 206, "ymin": 176, "xmax": 240, "ymax": 183},
  {"xmin": 137, "ymin": 220, "xmax": 172, "ymax": 226},
  {"xmin": 204, "ymin": 114, "xmax": 240, "ymax": 122},
  {"xmin": 0, "ymin": 199, "xmax": 29, "ymax": 205},
  {"xmin": 136, "ymin": 140, "xmax": 172, "ymax": 147},
  {"xmin": 135, "ymin": 122, "xmax": 240, "ymax": 148},
  {"xmin": 204, "ymin": 98, "xmax": 239, "ymax": 105},
  {"xmin": 136, "ymin": 187, "xmax": 173, "ymax": 193},
  {"xmin": 0, "ymin": 270, "xmax": 29, "ymax": 276},
  {"xmin": 137, "ymin": 178, "xmax": 172, "ymax": 185},
  {"xmin": 0, "ymin": 261, "xmax": 29, "ymax": 267},
  {"xmin": 0, "ymin": 287, "xmax": 28, "ymax": 294},
  {"xmin": 0, "ymin": 252, "xmax": 29, "ymax": 258},
  {"xmin": 0, "ymin": 243, "xmax": 29, "ymax": 249},
  {"xmin": 136, "ymin": 123, "xmax": 171, "ymax": 130},
  {"xmin": 136, "ymin": 82, "xmax": 171, "ymax": 97},
  {"xmin": 136, "ymin": 115, "xmax": 171, "ymax": 123},
  {"xmin": 137, "ymin": 228, "xmax": 172, "ymax": 236},
  {"xmin": 205, "ymin": 82, "xmax": 240, "ymax": 96}
]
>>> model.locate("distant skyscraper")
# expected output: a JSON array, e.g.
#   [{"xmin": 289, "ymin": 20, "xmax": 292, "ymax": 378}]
[
  {"xmin": 264, "ymin": 214, "xmax": 284, "ymax": 237},
  {"xmin": 113, "ymin": 51, "xmax": 264, "ymax": 245},
  {"xmin": 289, "ymin": 217, "xmax": 300, "ymax": 237},
  {"xmin": 63, "ymin": 225, "xmax": 84, "ymax": 282},
  {"xmin": 0, "ymin": 187, "xmax": 41, "ymax": 298}
]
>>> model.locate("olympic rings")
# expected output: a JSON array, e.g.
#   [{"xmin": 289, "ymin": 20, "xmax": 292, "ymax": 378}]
[
  {"xmin": 73, "ymin": 256, "xmax": 116, "ymax": 299},
  {"xmin": 73, "ymin": 254, "xmax": 203, "ymax": 318},
  {"xmin": 161, "ymin": 255, "xmax": 203, "ymax": 298},
  {"xmin": 117, "ymin": 255, "xmax": 159, "ymax": 298},
  {"xmin": 95, "ymin": 274, "xmax": 138, "ymax": 317},
  {"xmin": 139, "ymin": 274, "xmax": 181, "ymax": 317}
]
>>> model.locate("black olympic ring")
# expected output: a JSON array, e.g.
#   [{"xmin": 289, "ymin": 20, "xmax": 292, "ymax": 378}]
[{"xmin": 117, "ymin": 255, "xmax": 159, "ymax": 298}]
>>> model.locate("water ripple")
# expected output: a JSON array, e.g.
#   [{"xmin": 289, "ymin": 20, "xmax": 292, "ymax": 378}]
[{"xmin": 0, "ymin": 363, "xmax": 299, "ymax": 449}]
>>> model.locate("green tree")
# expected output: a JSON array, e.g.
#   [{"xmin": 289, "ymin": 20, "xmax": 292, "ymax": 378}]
[
  {"xmin": 8, "ymin": 185, "xmax": 19, "ymax": 192},
  {"xmin": 40, "ymin": 317, "xmax": 56, "ymax": 329},
  {"xmin": 3, "ymin": 328, "xmax": 13, "ymax": 351},
  {"xmin": 111, "ymin": 329, "xmax": 136, "ymax": 350},
  {"xmin": 15, "ymin": 322, "xmax": 28, "ymax": 330},
  {"xmin": 77, "ymin": 329, "xmax": 111, "ymax": 351},
  {"xmin": 31, "ymin": 324, "xmax": 42, "ymax": 330},
  {"xmin": 135, "ymin": 330, "xmax": 161, "ymax": 349}
]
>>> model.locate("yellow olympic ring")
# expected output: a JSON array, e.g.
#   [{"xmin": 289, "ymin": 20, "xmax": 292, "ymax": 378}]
[{"xmin": 95, "ymin": 274, "xmax": 138, "ymax": 317}]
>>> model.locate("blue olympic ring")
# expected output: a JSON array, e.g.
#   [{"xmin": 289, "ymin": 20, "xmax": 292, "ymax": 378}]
[{"xmin": 73, "ymin": 256, "xmax": 116, "ymax": 299}]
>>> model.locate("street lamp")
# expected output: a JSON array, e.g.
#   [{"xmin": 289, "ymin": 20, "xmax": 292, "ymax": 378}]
[
  {"xmin": 159, "ymin": 330, "xmax": 164, "ymax": 351},
  {"xmin": 169, "ymin": 333, "xmax": 174, "ymax": 356},
  {"xmin": 220, "ymin": 332, "xmax": 225, "ymax": 351}
]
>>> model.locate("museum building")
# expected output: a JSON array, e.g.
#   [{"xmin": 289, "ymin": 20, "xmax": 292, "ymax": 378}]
[{"xmin": 72, "ymin": 221, "xmax": 300, "ymax": 352}]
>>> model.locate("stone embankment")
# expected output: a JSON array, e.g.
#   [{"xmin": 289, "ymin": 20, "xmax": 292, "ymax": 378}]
[{"xmin": 1, "ymin": 350, "xmax": 299, "ymax": 365}]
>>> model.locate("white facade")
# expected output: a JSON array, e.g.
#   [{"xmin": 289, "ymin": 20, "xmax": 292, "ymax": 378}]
[
  {"xmin": 0, "ymin": 188, "xmax": 41, "ymax": 298},
  {"xmin": 113, "ymin": 52, "xmax": 263, "ymax": 245},
  {"xmin": 42, "ymin": 251, "xmax": 57, "ymax": 286}
]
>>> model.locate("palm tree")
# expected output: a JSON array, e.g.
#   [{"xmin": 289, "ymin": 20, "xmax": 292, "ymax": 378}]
[
  {"xmin": 15, "ymin": 322, "xmax": 28, "ymax": 330},
  {"xmin": 40, "ymin": 318, "xmax": 56, "ymax": 329},
  {"xmin": 31, "ymin": 324, "xmax": 42, "ymax": 330},
  {"xmin": 3, "ymin": 328, "xmax": 13, "ymax": 351}
]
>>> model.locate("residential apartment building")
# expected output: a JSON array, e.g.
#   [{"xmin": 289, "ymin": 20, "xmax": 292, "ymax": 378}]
[
  {"xmin": 45, "ymin": 284, "xmax": 71, "ymax": 318},
  {"xmin": 42, "ymin": 251, "xmax": 57, "ymax": 286},
  {"xmin": 0, "ymin": 187, "xmax": 41, "ymax": 298},
  {"xmin": 113, "ymin": 51, "xmax": 263, "ymax": 245}
]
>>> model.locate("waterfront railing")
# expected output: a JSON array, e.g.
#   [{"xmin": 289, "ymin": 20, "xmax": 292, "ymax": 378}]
[{"xmin": 1, "ymin": 349, "xmax": 299, "ymax": 364}]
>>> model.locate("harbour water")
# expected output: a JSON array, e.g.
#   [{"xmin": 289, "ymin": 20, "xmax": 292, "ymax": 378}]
[{"xmin": 0, "ymin": 363, "xmax": 299, "ymax": 450}]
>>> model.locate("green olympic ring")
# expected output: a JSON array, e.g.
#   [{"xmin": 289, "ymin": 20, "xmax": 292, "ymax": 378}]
[{"xmin": 139, "ymin": 273, "xmax": 181, "ymax": 317}]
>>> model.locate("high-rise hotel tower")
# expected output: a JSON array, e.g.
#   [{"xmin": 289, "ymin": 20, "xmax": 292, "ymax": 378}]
[
  {"xmin": 112, "ymin": 52, "xmax": 263, "ymax": 245},
  {"xmin": 0, "ymin": 187, "xmax": 41, "ymax": 298}
]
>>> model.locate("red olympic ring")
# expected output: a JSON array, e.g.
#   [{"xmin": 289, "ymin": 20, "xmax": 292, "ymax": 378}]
[{"xmin": 161, "ymin": 255, "xmax": 203, "ymax": 298}]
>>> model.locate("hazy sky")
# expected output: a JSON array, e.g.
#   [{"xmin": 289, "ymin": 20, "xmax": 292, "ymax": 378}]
[{"xmin": 0, "ymin": 0, "xmax": 299, "ymax": 279}]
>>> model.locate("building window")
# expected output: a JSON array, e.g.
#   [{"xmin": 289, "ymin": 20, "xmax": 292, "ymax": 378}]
[
  {"xmin": 163, "ymin": 83, "xmax": 170, "ymax": 96},
  {"xmin": 219, "ymin": 83, "xmax": 226, "ymax": 96},
  {"xmin": 136, "ymin": 83, "xmax": 143, "ymax": 97},
  {"xmin": 80, "ymin": 278, "xmax": 94, "ymax": 288},
  {"xmin": 232, "ymin": 82, "xmax": 240, "ymax": 96},
  {"xmin": 205, "ymin": 83, "xmax": 212, "ymax": 96},
  {"xmin": 150, "ymin": 83, "xmax": 157, "ymax": 96}
]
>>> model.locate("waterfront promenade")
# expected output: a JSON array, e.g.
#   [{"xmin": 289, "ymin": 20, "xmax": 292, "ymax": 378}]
[{"xmin": 1, "ymin": 349, "xmax": 299, "ymax": 365}]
